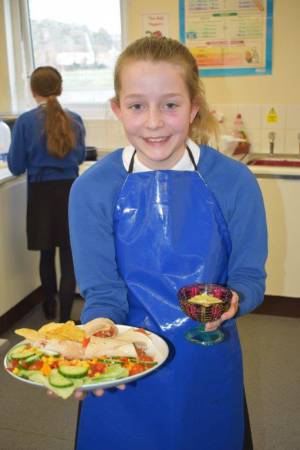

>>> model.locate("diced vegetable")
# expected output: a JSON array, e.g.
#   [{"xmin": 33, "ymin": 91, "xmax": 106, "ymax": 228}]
[
  {"xmin": 10, "ymin": 346, "xmax": 36, "ymax": 360},
  {"xmin": 25, "ymin": 354, "xmax": 42, "ymax": 364},
  {"xmin": 90, "ymin": 364, "xmax": 129, "ymax": 381},
  {"xmin": 58, "ymin": 365, "xmax": 88, "ymax": 378}
]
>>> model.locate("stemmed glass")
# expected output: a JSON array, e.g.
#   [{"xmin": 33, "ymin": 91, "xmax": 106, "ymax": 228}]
[{"xmin": 177, "ymin": 283, "xmax": 232, "ymax": 345}]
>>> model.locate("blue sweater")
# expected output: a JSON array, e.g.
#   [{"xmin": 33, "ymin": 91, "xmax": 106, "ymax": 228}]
[
  {"xmin": 8, "ymin": 106, "xmax": 86, "ymax": 182},
  {"xmin": 69, "ymin": 146, "xmax": 268, "ymax": 324}
]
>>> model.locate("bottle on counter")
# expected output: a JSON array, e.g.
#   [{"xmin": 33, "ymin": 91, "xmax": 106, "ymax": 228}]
[{"xmin": 231, "ymin": 113, "xmax": 250, "ymax": 155}]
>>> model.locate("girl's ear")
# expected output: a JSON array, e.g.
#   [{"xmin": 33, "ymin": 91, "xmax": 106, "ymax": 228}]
[
  {"xmin": 110, "ymin": 99, "xmax": 122, "ymax": 120},
  {"xmin": 190, "ymin": 103, "xmax": 200, "ymax": 124}
]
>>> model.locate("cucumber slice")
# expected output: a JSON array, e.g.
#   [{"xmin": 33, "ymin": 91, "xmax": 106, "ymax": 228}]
[
  {"xmin": 91, "ymin": 364, "xmax": 129, "ymax": 381},
  {"xmin": 10, "ymin": 346, "xmax": 36, "ymax": 360},
  {"xmin": 49, "ymin": 370, "xmax": 74, "ymax": 388},
  {"xmin": 58, "ymin": 365, "xmax": 88, "ymax": 378}
]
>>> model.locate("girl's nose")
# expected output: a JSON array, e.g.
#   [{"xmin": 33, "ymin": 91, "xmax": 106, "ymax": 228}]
[{"xmin": 145, "ymin": 107, "xmax": 164, "ymax": 129}]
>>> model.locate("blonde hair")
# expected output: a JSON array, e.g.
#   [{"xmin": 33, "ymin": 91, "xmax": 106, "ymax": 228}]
[
  {"xmin": 113, "ymin": 37, "xmax": 219, "ymax": 145},
  {"xmin": 30, "ymin": 66, "xmax": 76, "ymax": 158}
]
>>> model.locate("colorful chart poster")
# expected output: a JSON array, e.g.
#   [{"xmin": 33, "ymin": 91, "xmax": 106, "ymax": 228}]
[{"xmin": 179, "ymin": 0, "xmax": 273, "ymax": 76}]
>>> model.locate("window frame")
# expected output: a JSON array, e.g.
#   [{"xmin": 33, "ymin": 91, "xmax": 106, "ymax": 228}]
[{"xmin": 5, "ymin": 0, "xmax": 127, "ymax": 118}]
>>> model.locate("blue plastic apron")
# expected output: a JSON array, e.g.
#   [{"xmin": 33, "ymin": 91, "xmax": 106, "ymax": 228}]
[{"xmin": 76, "ymin": 149, "xmax": 245, "ymax": 450}]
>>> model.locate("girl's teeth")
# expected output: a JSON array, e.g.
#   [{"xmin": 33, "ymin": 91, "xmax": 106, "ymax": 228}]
[{"xmin": 147, "ymin": 137, "xmax": 166, "ymax": 142}]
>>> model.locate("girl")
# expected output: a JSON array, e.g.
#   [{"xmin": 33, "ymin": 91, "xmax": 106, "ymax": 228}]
[
  {"xmin": 69, "ymin": 37, "xmax": 267, "ymax": 450},
  {"xmin": 8, "ymin": 66, "xmax": 86, "ymax": 323}
]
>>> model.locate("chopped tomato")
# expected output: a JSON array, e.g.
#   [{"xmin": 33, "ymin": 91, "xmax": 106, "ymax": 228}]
[
  {"xmin": 29, "ymin": 360, "xmax": 44, "ymax": 371},
  {"xmin": 50, "ymin": 361, "xmax": 59, "ymax": 369},
  {"xmin": 119, "ymin": 357, "xmax": 129, "ymax": 363},
  {"xmin": 129, "ymin": 364, "xmax": 146, "ymax": 376},
  {"xmin": 10, "ymin": 359, "xmax": 19, "ymax": 369},
  {"xmin": 82, "ymin": 337, "xmax": 91, "ymax": 348},
  {"xmin": 93, "ymin": 327, "xmax": 115, "ymax": 338},
  {"xmin": 89, "ymin": 362, "xmax": 106, "ymax": 376},
  {"xmin": 135, "ymin": 348, "xmax": 154, "ymax": 362}
]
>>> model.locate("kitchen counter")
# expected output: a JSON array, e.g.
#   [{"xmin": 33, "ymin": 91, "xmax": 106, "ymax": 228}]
[
  {"xmin": 0, "ymin": 165, "xmax": 16, "ymax": 184},
  {"xmin": 0, "ymin": 160, "xmax": 97, "ymax": 318},
  {"xmin": 0, "ymin": 160, "xmax": 97, "ymax": 184}
]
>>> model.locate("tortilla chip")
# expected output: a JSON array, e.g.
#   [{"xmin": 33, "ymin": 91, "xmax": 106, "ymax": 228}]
[
  {"xmin": 15, "ymin": 321, "xmax": 86, "ymax": 343},
  {"xmin": 38, "ymin": 322, "xmax": 63, "ymax": 334},
  {"xmin": 14, "ymin": 328, "xmax": 42, "ymax": 340},
  {"xmin": 39, "ymin": 321, "xmax": 85, "ymax": 342}
]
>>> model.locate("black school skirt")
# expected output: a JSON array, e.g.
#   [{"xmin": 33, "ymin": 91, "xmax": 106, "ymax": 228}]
[{"xmin": 27, "ymin": 179, "xmax": 75, "ymax": 250}]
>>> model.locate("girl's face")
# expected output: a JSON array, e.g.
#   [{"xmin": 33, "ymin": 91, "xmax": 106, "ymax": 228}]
[{"xmin": 111, "ymin": 60, "xmax": 199, "ymax": 170}]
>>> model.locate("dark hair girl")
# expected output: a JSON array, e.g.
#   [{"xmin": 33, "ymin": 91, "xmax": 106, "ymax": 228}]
[{"xmin": 8, "ymin": 66, "xmax": 86, "ymax": 322}]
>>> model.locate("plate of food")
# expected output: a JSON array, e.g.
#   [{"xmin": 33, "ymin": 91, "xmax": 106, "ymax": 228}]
[{"xmin": 3, "ymin": 318, "xmax": 169, "ymax": 399}]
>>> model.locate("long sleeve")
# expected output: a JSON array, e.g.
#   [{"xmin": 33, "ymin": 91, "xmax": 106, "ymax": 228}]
[
  {"xmin": 200, "ymin": 147, "xmax": 268, "ymax": 316},
  {"xmin": 69, "ymin": 156, "xmax": 129, "ymax": 324},
  {"xmin": 7, "ymin": 117, "xmax": 28, "ymax": 175},
  {"xmin": 225, "ymin": 167, "xmax": 267, "ymax": 315},
  {"xmin": 72, "ymin": 113, "xmax": 86, "ymax": 164}
]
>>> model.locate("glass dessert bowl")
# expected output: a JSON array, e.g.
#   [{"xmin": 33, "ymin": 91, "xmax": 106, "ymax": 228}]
[{"xmin": 177, "ymin": 283, "xmax": 232, "ymax": 345}]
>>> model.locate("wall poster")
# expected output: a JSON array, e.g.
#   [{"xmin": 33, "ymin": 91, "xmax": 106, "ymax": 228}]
[
  {"xmin": 179, "ymin": 0, "xmax": 273, "ymax": 77},
  {"xmin": 142, "ymin": 14, "xmax": 169, "ymax": 38}
]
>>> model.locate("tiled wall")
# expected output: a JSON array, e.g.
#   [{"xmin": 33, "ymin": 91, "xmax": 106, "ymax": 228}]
[
  {"xmin": 211, "ymin": 104, "xmax": 300, "ymax": 155},
  {"xmin": 84, "ymin": 119, "xmax": 129, "ymax": 152},
  {"xmin": 84, "ymin": 104, "xmax": 300, "ymax": 155}
]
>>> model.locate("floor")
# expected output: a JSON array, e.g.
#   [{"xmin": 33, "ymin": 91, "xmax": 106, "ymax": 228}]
[{"xmin": 0, "ymin": 300, "xmax": 299, "ymax": 450}]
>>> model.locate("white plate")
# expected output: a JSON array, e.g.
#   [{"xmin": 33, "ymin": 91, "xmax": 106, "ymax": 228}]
[{"xmin": 3, "ymin": 325, "xmax": 169, "ymax": 391}]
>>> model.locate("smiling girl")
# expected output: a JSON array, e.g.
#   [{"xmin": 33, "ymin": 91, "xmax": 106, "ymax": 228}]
[{"xmin": 69, "ymin": 37, "xmax": 267, "ymax": 450}]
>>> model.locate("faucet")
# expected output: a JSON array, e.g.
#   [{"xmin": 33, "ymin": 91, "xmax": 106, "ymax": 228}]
[{"xmin": 268, "ymin": 131, "xmax": 275, "ymax": 154}]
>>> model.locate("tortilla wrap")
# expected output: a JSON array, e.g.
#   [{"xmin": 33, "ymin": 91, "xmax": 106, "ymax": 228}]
[{"xmin": 81, "ymin": 318, "xmax": 118, "ymax": 337}]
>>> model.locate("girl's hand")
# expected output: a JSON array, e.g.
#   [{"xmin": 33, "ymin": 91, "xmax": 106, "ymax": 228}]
[
  {"xmin": 74, "ymin": 384, "xmax": 126, "ymax": 400},
  {"xmin": 47, "ymin": 383, "xmax": 126, "ymax": 400},
  {"xmin": 205, "ymin": 291, "xmax": 239, "ymax": 332}
]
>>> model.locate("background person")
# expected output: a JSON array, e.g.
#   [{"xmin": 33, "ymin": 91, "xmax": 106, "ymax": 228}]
[
  {"xmin": 8, "ymin": 66, "xmax": 86, "ymax": 323},
  {"xmin": 69, "ymin": 37, "xmax": 267, "ymax": 450}
]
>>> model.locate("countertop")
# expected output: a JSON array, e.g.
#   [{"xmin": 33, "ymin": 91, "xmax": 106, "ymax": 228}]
[
  {"xmin": 0, "ymin": 161, "xmax": 97, "ymax": 185},
  {"xmin": 2, "ymin": 154, "xmax": 300, "ymax": 185}
]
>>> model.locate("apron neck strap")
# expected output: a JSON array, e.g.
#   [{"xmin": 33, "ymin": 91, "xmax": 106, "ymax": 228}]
[
  {"xmin": 128, "ymin": 150, "xmax": 136, "ymax": 173},
  {"xmin": 186, "ymin": 146, "xmax": 198, "ymax": 170},
  {"xmin": 128, "ymin": 146, "xmax": 198, "ymax": 173}
]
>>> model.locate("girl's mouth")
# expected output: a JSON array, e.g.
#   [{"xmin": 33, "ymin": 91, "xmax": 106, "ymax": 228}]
[{"xmin": 143, "ymin": 136, "xmax": 169, "ymax": 144}]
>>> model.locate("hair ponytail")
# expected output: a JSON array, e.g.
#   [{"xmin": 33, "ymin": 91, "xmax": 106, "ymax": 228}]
[
  {"xmin": 44, "ymin": 95, "xmax": 76, "ymax": 158},
  {"xmin": 30, "ymin": 66, "xmax": 76, "ymax": 158}
]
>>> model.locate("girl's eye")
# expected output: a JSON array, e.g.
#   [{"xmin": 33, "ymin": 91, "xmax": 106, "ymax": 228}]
[
  {"xmin": 164, "ymin": 102, "xmax": 178, "ymax": 110},
  {"xmin": 129, "ymin": 104, "xmax": 144, "ymax": 111}
]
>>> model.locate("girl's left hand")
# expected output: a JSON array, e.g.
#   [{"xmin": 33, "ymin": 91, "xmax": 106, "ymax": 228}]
[
  {"xmin": 205, "ymin": 291, "xmax": 239, "ymax": 332},
  {"xmin": 74, "ymin": 384, "xmax": 126, "ymax": 401},
  {"xmin": 46, "ymin": 383, "xmax": 126, "ymax": 401}
]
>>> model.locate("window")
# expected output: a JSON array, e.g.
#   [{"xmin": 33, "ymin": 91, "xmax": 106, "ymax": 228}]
[{"xmin": 5, "ymin": 0, "xmax": 124, "ymax": 117}]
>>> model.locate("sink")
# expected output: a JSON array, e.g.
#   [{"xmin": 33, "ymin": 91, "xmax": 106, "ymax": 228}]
[
  {"xmin": 245, "ymin": 153, "xmax": 300, "ymax": 167},
  {"xmin": 248, "ymin": 159, "xmax": 300, "ymax": 167}
]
